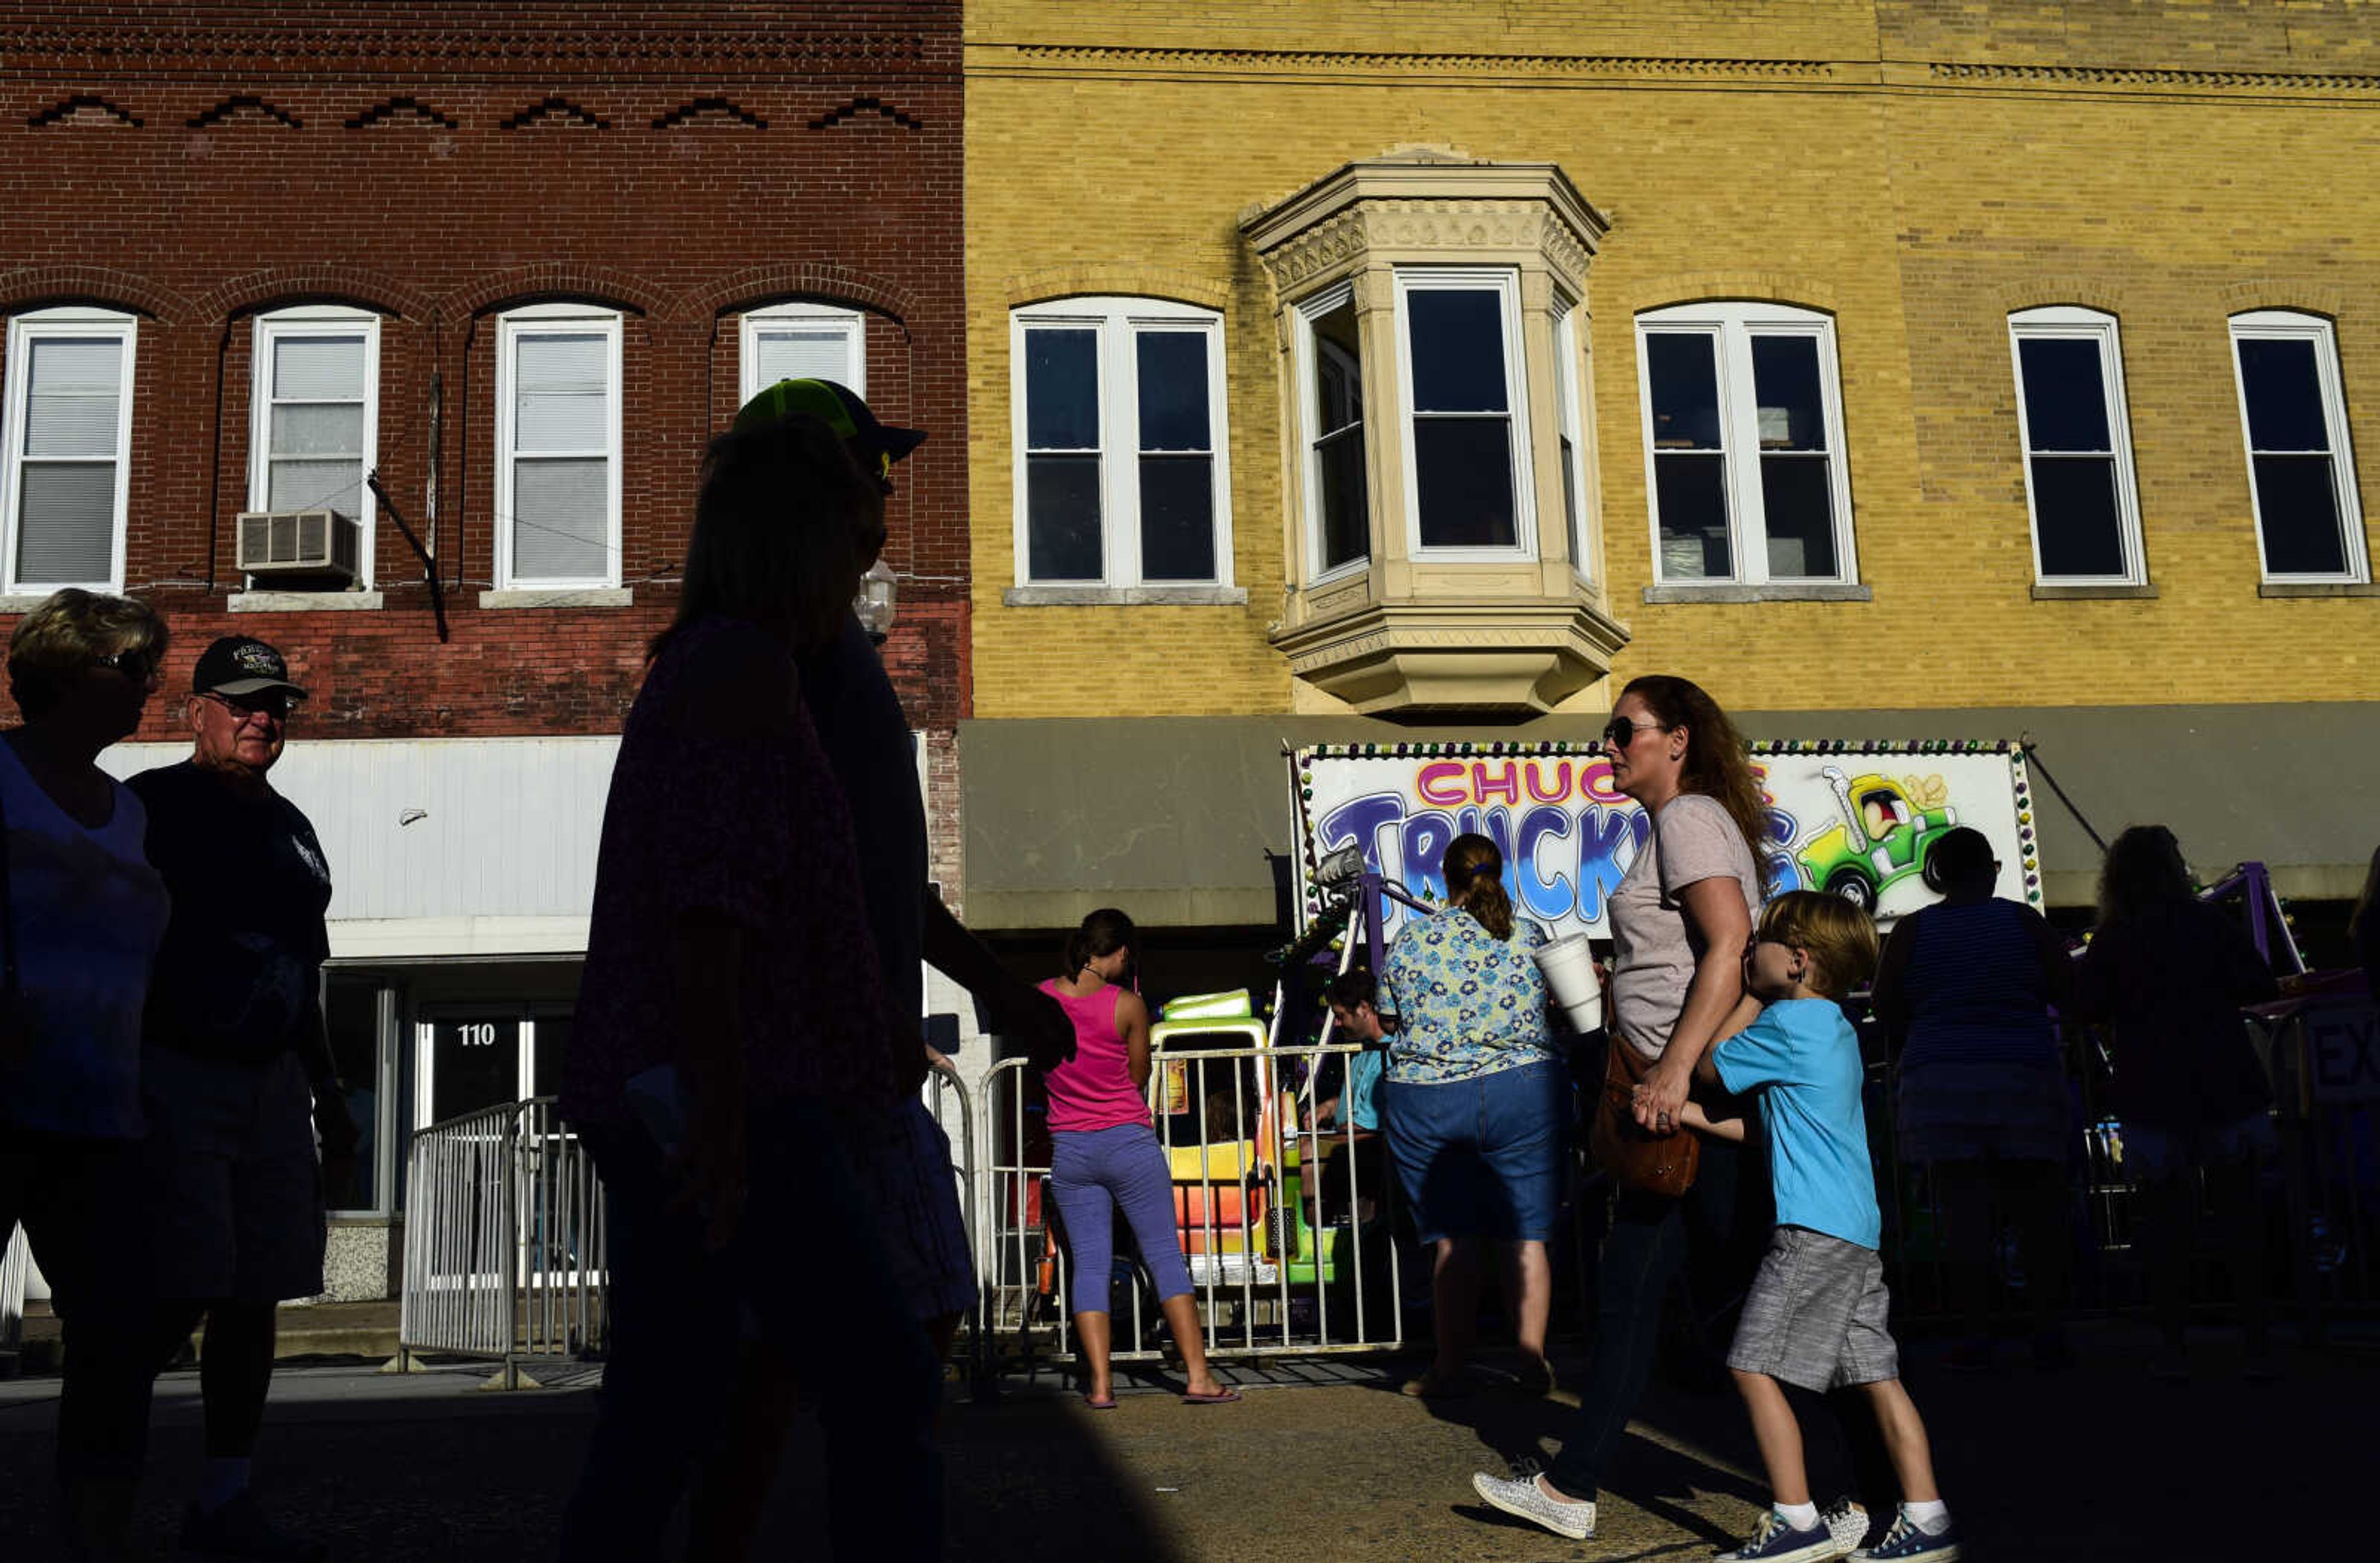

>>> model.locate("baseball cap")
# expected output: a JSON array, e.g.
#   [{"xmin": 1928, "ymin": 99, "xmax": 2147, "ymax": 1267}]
[
  {"xmin": 731, "ymin": 378, "xmax": 926, "ymax": 478},
  {"xmin": 192, "ymin": 635, "xmax": 307, "ymax": 701}
]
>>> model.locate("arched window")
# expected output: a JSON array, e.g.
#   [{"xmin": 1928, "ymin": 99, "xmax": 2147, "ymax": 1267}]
[
  {"xmin": 1636, "ymin": 301, "xmax": 1856, "ymax": 588},
  {"xmin": 2228, "ymin": 309, "xmax": 2367, "ymax": 583},
  {"xmin": 2, "ymin": 305, "xmax": 136, "ymax": 594},
  {"xmin": 739, "ymin": 301, "xmax": 865, "ymax": 403},
  {"xmin": 1009, "ymin": 296, "xmax": 1231, "ymax": 589},
  {"xmin": 248, "ymin": 304, "xmax": 381, "ymax": 586},
  {"xmin": 495, "ymin": 304, "xmax": 622, "ymax": 589},
  {"xmin": 2008, "ymin": 306, "xmax": 2144, "ymax": 586}
]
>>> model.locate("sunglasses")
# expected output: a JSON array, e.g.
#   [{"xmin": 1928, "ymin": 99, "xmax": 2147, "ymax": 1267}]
[
  {"xmin": 200, "ymin": 690, "xmax": 299, "ymax": 723},
  {"xmin": 94, "ymin": 645, "xmax": 163, "ymax": 680},
  {"xmin": 1600, "ymin": 717, "xmax": 1665, "ymax": 750}
]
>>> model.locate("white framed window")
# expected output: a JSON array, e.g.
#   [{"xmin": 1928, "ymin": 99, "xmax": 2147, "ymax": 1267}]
[
  {"xmin": 1294, "ymin": 282, "xmax": 1370, "ymax": 580},
  {"xmin": 2, "ymin": 306, "xmax": 135, "ymax": 594},
  {"xmin": 1636, "ymin": 301, "xmax": 1856, "ymax": 586},
  {"xmin": 2009, "ymin": 306, "xmax": 2144, "ymax": 585},
  {"xmin": 496, "ymin": 305, "xmax": 621, "ymax": 589},
  {"xmin": 248, "ymin": 306, "xmax": 380, "ymax": 583},
  {"xmin": 1553, "ymin": 305, "xmax": 1591, "ymax": 581},
  {"xmin": 739, "ymin": 301, "xmax": 864, "ymax": 403},
  {"xmin": 1010, "ymin": 297, "xmax": 1232, "ymax": 587},
  {"xmin": 2229, "ymin": 310, "xmax": 2367, "ymax": 584},
  {"xmin": 1395, "ymin": 268, "xmax": 1534, "ymax": 558}
]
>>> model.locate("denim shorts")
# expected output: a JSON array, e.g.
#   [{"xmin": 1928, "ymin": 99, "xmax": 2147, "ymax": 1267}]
[{"xmin": 1382, "ymin": 1059, "xmax": 1568, "ymax": 1244}]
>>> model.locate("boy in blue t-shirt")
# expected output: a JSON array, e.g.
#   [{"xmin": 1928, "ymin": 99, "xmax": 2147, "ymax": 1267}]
[{"xmin": 1685, "ymin": 891, "xmax": 1960, "ymax": 1562}]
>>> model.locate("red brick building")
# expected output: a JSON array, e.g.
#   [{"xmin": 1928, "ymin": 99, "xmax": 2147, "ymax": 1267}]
[{"xmin": 0, "ymin": 2, "xmax": 966, "ymax": 1292}]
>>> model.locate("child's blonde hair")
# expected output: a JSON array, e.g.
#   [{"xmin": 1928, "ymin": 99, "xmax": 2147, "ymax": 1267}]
[{"xmin": 1756, "ymin": 891, "xmax": 1880, "ymax": 998}]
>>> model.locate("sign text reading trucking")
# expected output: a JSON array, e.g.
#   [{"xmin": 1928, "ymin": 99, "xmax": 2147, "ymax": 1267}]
[{"xmin": 1292, "ymin": 743, "xmax": 2039, "ymax": 944}]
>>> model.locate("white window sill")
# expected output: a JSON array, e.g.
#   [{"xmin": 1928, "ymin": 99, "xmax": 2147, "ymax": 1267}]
[
  {"xmin": 2258, "ymin": 580, "xmax": 2379, "ymax": 598},
  {"xmin": 1003, "ymin": 584, "xmax": 1248, "ymax": 607},
  {"xmin": 1642, "ymin": 583, "xmax": 1872, "ymax": 604},
  {"xmin": 478, "ymin": 588, "xmax": 634, "ymax": 609},
  {"xmin": 230, "ymin": 590, "xmax": 385, "ymax": 612},
  {"xmin": 0, "ymin": 594, "xmax": 92, "ymax": 612},
  {"xmin": 2031, "ymin": 582, "xmax": 2157, "ymax": 600}
]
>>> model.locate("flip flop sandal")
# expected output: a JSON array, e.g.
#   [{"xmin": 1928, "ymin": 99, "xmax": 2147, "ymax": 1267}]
[
  {"xmin": 1180, "ymin": 1388, "xmax": 1241, "ymax": 1404},
  {"xmin": 1083, "ymin": 1393, "xmax": 1118, "ymax": 1410}
]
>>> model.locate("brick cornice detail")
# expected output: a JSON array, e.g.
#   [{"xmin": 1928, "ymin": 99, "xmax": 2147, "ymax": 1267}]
[
  {"xmin": 2214, "ymin": 281, "xmax": 2350, "ymax": 320},
  {"xmin": 0, "ymin": 265, "xmax": 189, "ymax": 322},
  {"xmin": 1631, "ymin": 273, "xmax": 1843, "ymax": 315},
  {"xmin": 1994, "ymin": 279, "xmax": 2128, "ymax": 316},
  {"xmin": 677, "ymin": 265, "xmax": 916, "ymax": 327},
  {"xmin": 1002, "ymin": 266, "xmax": 1231, "ymax": 312},
  {"xmin": 193, "ymin": 265, "xmax": 436, "ymax": 324},
  {"xmin": 0, "ymin": 24, "xmax": 928, "ymax": 73},
  {"xmin": 1007, "ymin": 45, "xmax": 1831, "ymax": 81},
  {"xmin": 452, "ymin": 265, "xmax": 667, "ymax": 320}
]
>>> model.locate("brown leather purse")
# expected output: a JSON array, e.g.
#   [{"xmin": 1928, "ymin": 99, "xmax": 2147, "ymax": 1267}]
[{"xmin": 1588, "ymin": 1034, "xmax": 1700, "ymax": 1198}]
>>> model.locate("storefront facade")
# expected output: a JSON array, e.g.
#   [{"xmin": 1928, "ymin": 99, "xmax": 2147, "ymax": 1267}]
[
  {"xmin": 960, "ymin": 2, "xmax": 2380, "ymax": 967},
  {"xmin": 3, "ymin": 2, "xmax": 971, "ymax": 1298}
]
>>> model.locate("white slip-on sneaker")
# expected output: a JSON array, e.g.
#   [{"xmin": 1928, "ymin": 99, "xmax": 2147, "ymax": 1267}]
[{"xmin": 1470, "ymin": 1462, "xmax": 1597, "ymax": 1541}]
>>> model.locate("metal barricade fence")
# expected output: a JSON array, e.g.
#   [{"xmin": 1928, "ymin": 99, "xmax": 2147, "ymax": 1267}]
[
  {"xmin": 1872, "ymin": 1010, "xmax": 2380, "ymax": 1331},
  {"xmin": 1, "ymin": 1223, "xmax": 28, "ymax": 1352},
  {"xmin": 979, "ymin": 1042, "xmax": 1403, "ymax": 1365},
  {"xmin": 395, "ymin": 1097, "xmax": 606, "ymax": 1389}
]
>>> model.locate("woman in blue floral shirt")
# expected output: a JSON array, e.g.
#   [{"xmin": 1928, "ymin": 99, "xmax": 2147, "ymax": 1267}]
[{"xmin": 1381, "ymin": 832, "xmax": 1567, "ymax": 1398}]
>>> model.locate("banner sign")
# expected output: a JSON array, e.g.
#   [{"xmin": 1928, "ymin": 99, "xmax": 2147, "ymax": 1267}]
[{"xmin": 1290, "ymin": 740, "xmax": 2042, "ymax": 943}]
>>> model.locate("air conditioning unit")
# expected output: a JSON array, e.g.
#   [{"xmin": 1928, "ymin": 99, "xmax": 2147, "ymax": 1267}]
[{"xmin": 236, "ymin": 509, "xmax": 361, "ymax": 583}]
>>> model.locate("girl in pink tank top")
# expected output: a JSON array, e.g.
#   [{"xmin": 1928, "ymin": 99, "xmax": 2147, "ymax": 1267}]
[
  {"xmin": 1039, "ymin": 909, "xmax": 1234, "ymax": 1407},
  {"xmin": 1040, "ymin": 978, "xmax": 1155, "ymax": 1132}
]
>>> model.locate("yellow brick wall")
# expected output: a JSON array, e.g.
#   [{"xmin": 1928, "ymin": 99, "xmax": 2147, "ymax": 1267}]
[{"xmin": 966, "ymin": 3, "xmax": 2380, "ymax": 719}]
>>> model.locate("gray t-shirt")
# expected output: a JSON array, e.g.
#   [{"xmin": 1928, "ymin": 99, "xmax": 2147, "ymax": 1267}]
[{"xmin": 1609, "ymin": 792, "xmax": 1761, "ymax": 1060}]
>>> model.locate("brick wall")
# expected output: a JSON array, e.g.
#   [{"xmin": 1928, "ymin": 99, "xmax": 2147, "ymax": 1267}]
[
  {"xmin": 0, "ymin": 1, "xmax": 969, "ymax": 763},
  {"xmin": 964, "ymin": 1, "xmax": 2380, "ymax": 720},
  {"xmin": 3, "ymin": 11, "xmax": 963, "ymax": 1306}
]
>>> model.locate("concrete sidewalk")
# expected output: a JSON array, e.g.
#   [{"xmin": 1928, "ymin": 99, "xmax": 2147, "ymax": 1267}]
[{"xmin": 0, "ymin": 1321, "xmax": 2363, "ymax": 1559}]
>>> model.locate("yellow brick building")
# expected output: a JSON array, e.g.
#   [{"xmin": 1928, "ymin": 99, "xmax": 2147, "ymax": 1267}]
[{"xmin": 959, "ymin": 1, "xmax": 2380, "ymax": 937}]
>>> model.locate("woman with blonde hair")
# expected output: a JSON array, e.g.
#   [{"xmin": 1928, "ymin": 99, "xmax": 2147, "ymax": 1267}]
[
  {"xmin": 1380, "ymin": 831, "xmax": 1567, "ymax": 1399},
  {"xmin": 2, "ymin": 588, "xmax": 174, "ymax": 1560}
]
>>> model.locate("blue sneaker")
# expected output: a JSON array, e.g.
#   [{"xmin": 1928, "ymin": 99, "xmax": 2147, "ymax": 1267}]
[
  {"xmin": 1717, "ymin": 1508, "xmax": 1851, "ymax": 1561},
  {"xmin": 1852, "ymin": 1508, "xmax": 1961, "ymax": 1560}
]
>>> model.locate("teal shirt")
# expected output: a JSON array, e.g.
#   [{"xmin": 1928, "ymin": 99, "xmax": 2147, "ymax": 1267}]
[
  {"xmin": 1317, "ymin": 1047, "xmax": 1385, "ymax": 1131},
  {"xmin": 1712, "ymin": 998, "xmax": 1882, "ymax": 1250},
  {"xmin": 1379, "ymin": 909, "xmax": 1557, "ymax": 1085}
]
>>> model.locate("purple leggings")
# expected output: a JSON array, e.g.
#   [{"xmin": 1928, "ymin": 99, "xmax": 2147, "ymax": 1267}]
[{"xmin": 1049, "ymin": 1122, "xmax": 1196, "ymax": 1316}]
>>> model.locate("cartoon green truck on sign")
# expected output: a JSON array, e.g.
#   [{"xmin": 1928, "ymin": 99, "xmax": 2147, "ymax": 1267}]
[{"xmin": 1796, "ymin": 765, "xmax": 1959, "ymax": 912}]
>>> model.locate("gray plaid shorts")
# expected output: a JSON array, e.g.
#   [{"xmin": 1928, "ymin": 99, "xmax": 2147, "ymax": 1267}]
[{"xmin": 1727, "ymin": 1225, "xmax": 1899, "ymax": 1392}]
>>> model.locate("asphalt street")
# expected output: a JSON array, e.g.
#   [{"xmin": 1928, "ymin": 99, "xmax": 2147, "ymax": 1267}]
[{"xmin": 0, "ymin": 1321, "xmax": 2364, "ymax": 1559}]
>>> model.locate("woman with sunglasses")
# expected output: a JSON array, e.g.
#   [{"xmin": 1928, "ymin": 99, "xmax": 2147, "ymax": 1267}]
[
  {"xmin": 1473, "ymin": 674, "xmax": 1782, "ymax": 1543},
  {"xmin": 2, "ymin": 588, "xmax": 174, "ymax": 1561}
]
